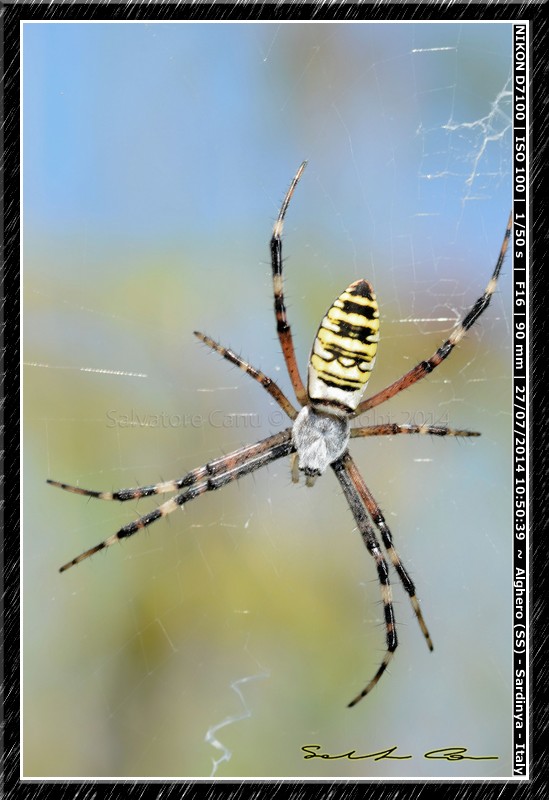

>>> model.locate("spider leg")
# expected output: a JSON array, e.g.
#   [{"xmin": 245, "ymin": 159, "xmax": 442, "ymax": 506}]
[
  {"xmin": 354, "ymin": 211, "xmax": 512, "ymax": 416},
  {"xmin": 194, "ymin": 331, "xmax": 299, "ymax": 420},
  {"xmin": 271, "ymin": 161, "xmax": 309, "ymax": 407},
  {"xmin": 350, "ymin": 423, "xmax": 480, "ymax": 438},
  {"xmin": 47, "ymin": 429, "xmax": 294, "ymax": 503},
  {"xmin": 54, "ymin": 429, "xmax": 294, "ymax": 572},
  {"xmin": 331, "ymin": 454, "xmax": 398, "ymax": 707},
  {"xmin": 340, "ymin": 452, "xmax": 433, "ymax": 657}
]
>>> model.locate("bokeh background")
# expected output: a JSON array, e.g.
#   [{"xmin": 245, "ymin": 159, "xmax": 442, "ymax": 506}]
[{"xmin": 23, "ymin": 21, "xmax": 513, "ymax": 779}]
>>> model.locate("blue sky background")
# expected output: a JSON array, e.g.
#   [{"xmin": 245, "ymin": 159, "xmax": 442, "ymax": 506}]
[{"xmin": 24, "ymin": 21, "xmax": 513, "ymax": 780}]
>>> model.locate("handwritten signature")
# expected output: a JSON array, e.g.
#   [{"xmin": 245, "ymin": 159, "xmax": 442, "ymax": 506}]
[{"xmin": 301, "ymin": 745, "xmax": 498, "ymax": 762}]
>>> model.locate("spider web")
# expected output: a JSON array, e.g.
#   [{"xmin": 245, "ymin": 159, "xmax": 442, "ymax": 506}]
[{"xmin": 24, "ymin": 20, "xmax": 513, "ymax": 781}]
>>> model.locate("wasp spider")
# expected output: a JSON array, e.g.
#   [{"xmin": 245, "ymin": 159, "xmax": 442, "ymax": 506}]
[{"xmin": 49, "ymin": 163, "xmax": 511, "ymax": 707}]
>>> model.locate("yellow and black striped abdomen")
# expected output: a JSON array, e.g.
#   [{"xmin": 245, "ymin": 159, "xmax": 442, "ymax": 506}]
[{"xmin": 308, "ymin": 279, "xmax": 379, "ymax": 415}]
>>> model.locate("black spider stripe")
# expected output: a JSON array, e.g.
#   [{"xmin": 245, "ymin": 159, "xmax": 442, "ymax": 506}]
[
  {"xmin": 316, "ymin": 336, "xmax": 376, "ymax": 361},
  {"xmin": 324, "ymin": 316, "xmax": 378, "ymax": 340},
  {"xmin": 315, "ymin": 373, "xmax": 366, "ymax": 391},
  {"xmin": 337, "ymin": 298, "xmax": 378, "ymax": 318}
]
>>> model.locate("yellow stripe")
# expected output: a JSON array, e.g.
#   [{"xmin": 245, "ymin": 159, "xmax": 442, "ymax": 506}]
[
  {"xmin": 336, "ymin": 291, "xmax": 378, "ymax": 308},
  {"xmin": 311, "ymin": 355, "xmax": 375, "ymax": 381},
  {"xmin": 316, "ymin": 327, "xmax": 379, "ymax": 356}
]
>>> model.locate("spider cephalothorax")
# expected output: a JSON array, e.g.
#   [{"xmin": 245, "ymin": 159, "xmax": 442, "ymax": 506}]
[
  {"xmin": 49, "ymin": 162, "xmax": 511, "ymax": 706},
  {"xmin": 291, "ymin": 406, "xmax": 350, "ymax": 483}
]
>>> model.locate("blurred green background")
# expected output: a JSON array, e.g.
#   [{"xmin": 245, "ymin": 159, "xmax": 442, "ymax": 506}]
[{"xmin": 24, "ymin": 21, "xmax": 513, "ymax": 779}]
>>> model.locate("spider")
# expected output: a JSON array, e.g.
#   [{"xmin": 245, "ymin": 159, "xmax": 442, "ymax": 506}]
[{"xmin": 49, "ymin": 162, "xmax": 511, "ymax": 707}]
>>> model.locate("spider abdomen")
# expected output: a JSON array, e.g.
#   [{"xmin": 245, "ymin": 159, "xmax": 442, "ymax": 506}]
[{"xmin": 308, "ymin": 279, "xmax": 380, "ymax": 415}]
